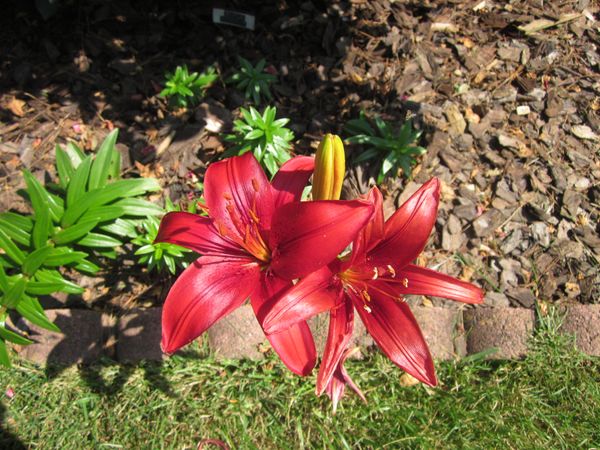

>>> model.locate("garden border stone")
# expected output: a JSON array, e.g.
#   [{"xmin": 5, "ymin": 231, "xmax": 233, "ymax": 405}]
[
  {"xmin": 560, "ymin": 304, "xmax": 600, "ymax": 356},
  {"xmin": 116, "ymin": 307, "xmax": 164, "ymax": 363},
  {"xmin": 463, "ymin": 307, "xmax": 535, "ymax": 359}
]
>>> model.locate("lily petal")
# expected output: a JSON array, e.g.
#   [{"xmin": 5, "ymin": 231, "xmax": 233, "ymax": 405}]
[
  {"xmin": 388, "ymin": 264, "xmax": 484, "ymax": 304},
  {"xmin": 351, "ymin": 187, "xmax": 385, "ymax": 265},
  {"xmin": 369, "ymin": 178, "xmax": 440, "ymax": 268},
  {"xmin": 352, "ymin": 288, "xmax": 437, "ymax": 386},
  {"xmin": 155, "ymin": 212, "xmax": 244, "ymax": 256},
  {"xmin": 316, "ymin": 294, "xmax": 354, "ymax": 396},
  {"xmin": 261, "ymin": 266, "xmax": 339, "ymax": 335},
  {"xmin": 251, "ymin": 275, "xmax": 316, "ymax": 376},
  {"xmin": 204, "ymin": 152, "xmax": 274, "ymax": 239},
  {"xmin": 269, "ymin": 199, "xmax": 374, "ymax": 280},
  {"xmin": 271, "ymin": 156, "xmax": 314, "ymax": 209},
  {"xmin": 325, "ymin": 347, "xmax": 366, "ymax": 414},
  {"xmin": 161, "ymin": 255, "xmax": 261, "ymax": 354}
]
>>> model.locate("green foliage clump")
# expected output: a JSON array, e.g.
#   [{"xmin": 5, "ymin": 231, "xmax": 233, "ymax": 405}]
[
  {"xmin": 345, "ymin": 111, "xmax": 426, "ymax": 182},
  {"xmin": 228, "ymin": 57, "xmax": 277, "ymax": 105},
  {"xmin": 160, "ymin": 65, "xmax": 218, "ymax": 108},
  {"xmin": 223, "ymin": 106, "xmax": 294, "ymax": 177},
  {"xmin": 131, "ymin": 198, "xmax": 194, "ymax": 275},
  {"xmin": 0, "ymin": 129, "xmax": 161, "ymax": 366}
]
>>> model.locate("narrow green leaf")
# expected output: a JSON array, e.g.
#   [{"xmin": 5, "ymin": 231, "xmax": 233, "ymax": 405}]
[
  {"xmin": 32, "ymin": 203, "xmax": 51, "ymax": 249},
  {"xmin": 67, "ymin": 155, "xmax": 92, "ymax": 208},
  {"xmin": 134, "ymin": 244, "xmax": 156, "ymax": 256},
  {"xmin": 44, "ymin": 247, "xmax": 88, "ymax": 266},
  {"xmin": 79, "ymin": 205, "xmax": 125, "ymax": 223},
  {"xmin": 62, "ymin": 178, "xmax": 161, "ymax": 227},
  {"xmin": 0, "ymin": 265, "xmax": 8, "ymax": 292},
  {"xmin": 112, "ymin": 198, "xmax": 164, "ymax": 217},
  {"xmin": 0, "ymin": 227, "xmax": 26, "ymax": 265},
  {"xmin": 89, "ymin": 129, "xmax": 119, "ymax": 190},
  {"xmin": 21, "ymin": 245, "xmax": 53, "ymax": 276},
  {"xmin": 16, "ymin": 296, "xmax": 60, "ymax": 332},
  {"xmin": 65, "ymin": 141, "xmax": 85, "ymax": 167},
  {"xmin": 52, "ymin": 219, "xmax": 100, "ymax": 245},
  {"xmin": 25, "ymin": 280, "xmax": 64, "ymax": 295},
  {"xmin": 0, "ymin": 212, "xmax": 33, "ymax": 232},
  {"xmin": 100, "ymin": 218, "xmax": 139, "ymax": 238},
  {"xmin": 0, "ymin": 217, "xmax": 31, "ymax": 246},
  {"xmin": 0, "ymin": 339, "xmax": 10, "ymax": 367},
  {"xmin": 109, "ymin": 144, "xmax": 121, "ymax": 180},
  {"xmin": 23, "ymin": 170, "xmax": 63, "ymax": 222},
  {"xmin": 55, "ymin": 144, "xmax": 75, "ymax": 189},
  {"xmin": 3, "ymin": 277, "xmax": 25, "ymax": 308},
  {"xmin": 0, "ymin": 325, "xmax": 33, "ymax": 345},
  {"xmin": 34, "ymin": 269, "xmax": 84, "ymax": 294},
  {"xmin": 73, "ymin": 259, "xmax": 100, "ymax": 274},
  {"xmin": 77, "ymin": 233, "xmax": 122, "ymax": 248}
]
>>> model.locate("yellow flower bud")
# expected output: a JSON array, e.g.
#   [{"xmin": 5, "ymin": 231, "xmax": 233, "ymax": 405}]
[{"xmin": 312, "ymin": 134, "xmax": 346, "ymax": 200}]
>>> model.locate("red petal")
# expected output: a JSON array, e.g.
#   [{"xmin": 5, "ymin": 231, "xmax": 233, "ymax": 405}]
[
  {"xmin": 269, "ymin": 199, "xmax": 374, "ymax": 280},
  {"xmin": 251, "ymin": 275, "xmax": 316, "ymax": 376},
  {"xmin": 161, "ymin": 256, "xmax": 260, "ymax": 354},
  {"xmin": 261, "ymin": 266, "xmax": 339, "ymax": 334},
  {"xmin": 389, "ymin": 264, "xmax": 484, "ymax": 304},
  {"xmin": 204, "ymin": 152, "xmax": 274, "ymax": 240},
  {"xmin": 352, "ymin": 287, "xmax": 437, "ymax": 386},
  {"xmin": 271, "ymin": 156, "xmax": 314, "ymax": 209},
  {"xmin": 316, "ymin": 295, "xmax": 354, "ymax": 395},
  {"xmin": 369, "ymin": 178, "xmax": 440, "ymax": 268},
  {"xmin": 325, "ymin": 347, "xmax": 366, "ymax": 414},
  {"xmin": 351, "ymin": 187, "xmax": 385, "ymax": 265},
  {"xmin": 155, "ymin": 212, "xmax": 244, "ymax": 256}
]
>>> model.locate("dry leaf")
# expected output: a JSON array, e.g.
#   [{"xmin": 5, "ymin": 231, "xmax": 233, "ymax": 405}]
[
  {"xmin": 7, "ymin": 97, "xmax": 26, "ymax": 117},
  {"xmin": 399, "ymin": 372, "xmax": 421, "ymax": 387}
]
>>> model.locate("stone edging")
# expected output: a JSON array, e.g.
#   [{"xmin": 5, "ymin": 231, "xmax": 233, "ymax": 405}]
[{"xmin": 11, "ymin": 304, "xmax": 600, "ymax": 366}]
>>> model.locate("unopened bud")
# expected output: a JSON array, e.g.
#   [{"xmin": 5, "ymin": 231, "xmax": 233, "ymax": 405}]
[{"xmin": 312, "ymin": 134, "xmax": 345, "ymax": 200}]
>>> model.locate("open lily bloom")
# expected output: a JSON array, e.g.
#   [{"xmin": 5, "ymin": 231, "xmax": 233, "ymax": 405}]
[
  {"xmin": 261, "ymin": 178, "xmax": 483, "ymax": 393},
  {"xmin": 155, "ymin": 152, "xmax": 374, "ymax": 376}
]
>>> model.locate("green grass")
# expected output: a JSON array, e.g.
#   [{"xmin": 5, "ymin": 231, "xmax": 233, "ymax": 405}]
[{"xmin": 1, "ymin": 312, "xmax": 599, "ymax": 449}]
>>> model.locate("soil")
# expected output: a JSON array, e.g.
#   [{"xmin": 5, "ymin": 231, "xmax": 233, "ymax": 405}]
[{"xmin": 0, "ymin": 0, "xmax": 598, "ymax": 313}]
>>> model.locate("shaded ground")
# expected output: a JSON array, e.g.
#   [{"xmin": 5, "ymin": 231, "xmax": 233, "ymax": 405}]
[
  {"xmin": 0, "ymin": 0, "xmax": 598, "ymax": 311},
  {"xmin": 1, "ymin": 319, "xmax": 600, "ymax": 448}
]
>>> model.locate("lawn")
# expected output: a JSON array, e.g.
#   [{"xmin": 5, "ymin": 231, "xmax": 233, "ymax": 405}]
[{"xmin": 1, "ymin": 313, "xmax": 599, "ymax": 449}]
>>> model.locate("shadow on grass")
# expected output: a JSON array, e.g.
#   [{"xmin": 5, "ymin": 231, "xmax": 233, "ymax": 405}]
[{"xmin": 0, "ymin": 401, "xmax": 26, "ymax": 450}]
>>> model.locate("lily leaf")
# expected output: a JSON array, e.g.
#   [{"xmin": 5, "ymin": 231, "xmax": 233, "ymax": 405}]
[
  {"xmin": 44, "ymin": 247, "xmax": 89, "ymax": 266},
  {"xmin": 89, "ymin": 129, "xmax": 119, "ymax": 190},
  {"xmin": 77, "ymin": 232, "xmax": 122, "ymax": 248},
  {"xmin": 0, "ymin": 227, "xmax": 26, "ymax": 265},
  {"xmin": 0, "ymin": 325, "xmax": 33, "ymax": 346},
  {"xmin": 34, "ymin": 269, "xmax": 84, "ymax": 294},
  {"xmin": 2, "ymin": 277, "xmax": 25, "ymax": 308},
  {"xmin": 23, "ymin": 170, "xmax": 63, "ymax": 222},
  {"xmin": 16, "ymin": 295, "xmax": 60, "ymax": 332},
  {"xmin": 21, "ymin": 245, "xmax": 53, "ymax": 276},
  {"xmin": 53, "ymin": 219, "xmax": 100, "ymax": 245},
  {"xmin": 0, "ymin": 339, "xmax": 9, "ymax": 367},
  {"xmin": 55, "ymin": 144, "xmax": 75, "ymax": 189},
  {"xmin": 67, "ymin": 155, "xmax": 93, "ymax": 208},
  {"xmin": 0, "ymin": 216, "xmax": 31, "ymax": 247},
  {"xmin": 62, "ymin": 178, "xmax": 161, "ymax": 227}
]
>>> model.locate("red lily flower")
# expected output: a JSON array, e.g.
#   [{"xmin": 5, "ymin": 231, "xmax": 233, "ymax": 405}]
[
  {"xmin": 261, "ymin": 178, "xmax": 483, "ymax": 389},
  {"xmin": 155, "ymin": 152, "xmax": 374, "ymax": 376}
]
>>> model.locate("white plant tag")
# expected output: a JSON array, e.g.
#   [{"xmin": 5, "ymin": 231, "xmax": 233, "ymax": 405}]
[{"xmin": 212, "ymin": 8, "xmax": 255, "ymax": 30}]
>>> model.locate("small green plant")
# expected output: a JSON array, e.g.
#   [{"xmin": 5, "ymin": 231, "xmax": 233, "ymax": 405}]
[
  {"xmin": 131, "ymin": 199, "xmax": 193, "ymax": 275},
  {"xmin": 160, "ymin": 65, "xmax": 218, "ymax": 108},
  {"xmin": 345, "ymin": 111, "xmax": 426, "ymax": 182},
  {"xmin": 228, "ymin": 57, "xmax": 277, "ymax": 105},
  {"xmin": 0, "ymin": 129, "xmax": 161, "ymax": 366},
  {"xmin": 223, "ymin": 106, "xmax": 294, "ymax": 177}
]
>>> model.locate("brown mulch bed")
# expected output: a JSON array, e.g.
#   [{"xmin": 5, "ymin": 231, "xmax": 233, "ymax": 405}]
[{"xmin": 0, "ymin": 0, "xmax": 598, "ymax": 314}]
